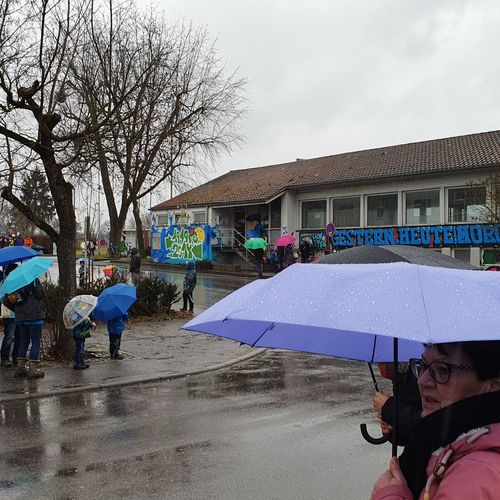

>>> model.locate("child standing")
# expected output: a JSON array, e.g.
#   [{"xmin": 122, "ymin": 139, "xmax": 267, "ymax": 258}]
[
  {"xmin": 107, "ymin": 313, "xmax": 128, "ymax": 359},
  {"xmin": 180, "ymin": 262, "xmax": 197, "ymax": 314},
  {"xmin": 72, "ymin": 318, "xmax": 95, "ymax": 369},
  {"xmin": 78, "ymin": 261, "xmax": 85, "ymax": 288}
]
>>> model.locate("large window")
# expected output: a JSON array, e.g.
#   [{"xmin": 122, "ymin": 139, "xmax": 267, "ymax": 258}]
[
  {"xmin": 405, "ymin": 190, "xmax": 440, "ymax": 225},
  {"xmin": 156, "ymin": 215, "xmax": 169, "ymax": 226},
  {"xmin": 192, "ymin": 211, "xmax": 206, "ymax": 224},
  {"xmin": 331, "ymin": 197, "xmax": 360, "ymax": 227},
  {"xmin": 366, "ymin": 194, "xmax": 398, "ymax": 226},
  {"xmin": 301, "ymin": 200, "xmax": 326, "ymax": 229},
  {"xmin": 448, "ymin": 187, "xmax": 487, "ymax": 223},
  {"xmin": 270, "ymin": 197, "xmax": 282, "ymax": 228}
]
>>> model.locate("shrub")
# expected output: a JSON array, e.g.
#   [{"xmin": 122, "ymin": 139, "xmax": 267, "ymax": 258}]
[{"xmin": 129, "ymin": 276, "xmax": 180, "ymax": 316}]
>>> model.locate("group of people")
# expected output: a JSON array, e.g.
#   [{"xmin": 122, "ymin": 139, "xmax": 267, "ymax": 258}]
[
  {"xmin": 0, "ymin": 233, "xmax": 33, "ymax": 248},
  {"xmin": 70, "ymin": 311, "xmax": 128, "ymax": 369}
]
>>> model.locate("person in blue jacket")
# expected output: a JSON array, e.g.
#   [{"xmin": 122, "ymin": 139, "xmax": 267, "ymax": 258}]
[{"xmin": 107, "ymin": 313, "xmax": 128, "ymax": 359}]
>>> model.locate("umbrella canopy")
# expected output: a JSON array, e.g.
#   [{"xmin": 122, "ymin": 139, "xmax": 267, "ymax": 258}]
[
  {"xmin": 0, "ymin": 257, "xmax": 53, "ymax": 296},
  {"xmin": 243, "ymin": 238, "xmax": 268, "ymax": 251},
  {"xmin": 184, "ymin": 262, "xmax": 500, "ymax": 362},
  {"xmin": 319, "ymin": 245, "xmax": 477, "ymax": 270},
  {"xmin": 0, "ymin": 246, "xmax": 39, "ymax": 267},
  {"xmin": 63, "ymin": 295, "xmax": 98, "ymax": 329},
  {"xmin": 92, "ymin": 283, "xmax": 137, "ymax": 321},
  {"xmin": 275, "ymin": 235, "xmax": 296, "ymax": 247}
]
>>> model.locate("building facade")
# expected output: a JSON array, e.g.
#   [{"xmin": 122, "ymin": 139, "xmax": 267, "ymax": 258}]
[{"xmin": 151, "ymin": 130, "xmax": 500, "ymax": 267}]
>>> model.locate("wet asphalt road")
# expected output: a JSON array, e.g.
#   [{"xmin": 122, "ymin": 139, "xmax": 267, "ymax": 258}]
[{"xmin": 0, "ymin": 351, "xmax": 391, "ymax": 500}]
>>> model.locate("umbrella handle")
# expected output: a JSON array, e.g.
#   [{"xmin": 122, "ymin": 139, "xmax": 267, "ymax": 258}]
[{"xmin": 359, "ymin": 423, "xmax": 390, "ymax": 445}]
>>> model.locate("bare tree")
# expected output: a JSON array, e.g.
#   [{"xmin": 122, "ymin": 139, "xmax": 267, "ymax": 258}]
[
  {"xmin": 74, "ymin": 8, "xmax": 247, "ymax": 256},
  {"xmin": 0, "ymin": 0, "xmax": 144, "ymax": 355}
]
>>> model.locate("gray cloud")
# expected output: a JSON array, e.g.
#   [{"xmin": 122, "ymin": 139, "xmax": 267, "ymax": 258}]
[{"xmin": 158, "ymin": 0, "xmax": 500, "ymax": 176}]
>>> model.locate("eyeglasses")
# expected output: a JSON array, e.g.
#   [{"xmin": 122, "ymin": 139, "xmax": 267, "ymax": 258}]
[{"xmin": 409, "ymin": 358, "xmax": 473, "ymax": 384}]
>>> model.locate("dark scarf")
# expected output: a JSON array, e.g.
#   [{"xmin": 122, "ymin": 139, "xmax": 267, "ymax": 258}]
[{"xmin": 398, "ymin": 389, "xmax": 500, "ymax": 498}]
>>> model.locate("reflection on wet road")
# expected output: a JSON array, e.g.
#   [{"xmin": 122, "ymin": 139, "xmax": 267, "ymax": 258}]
[{"xmin": 0, "ymin": 351, "xmax": 390, "ymax": 499}]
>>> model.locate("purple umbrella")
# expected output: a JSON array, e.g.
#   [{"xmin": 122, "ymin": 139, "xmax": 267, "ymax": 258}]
[{"xmin": 184, "ymin": 262, "xmax": 500, "ymax": 455}]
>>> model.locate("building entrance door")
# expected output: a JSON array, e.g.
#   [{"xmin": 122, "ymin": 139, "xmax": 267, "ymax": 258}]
[{"xmin": 234, "ymin": 210, "xmax": 246, "ymax": 237}]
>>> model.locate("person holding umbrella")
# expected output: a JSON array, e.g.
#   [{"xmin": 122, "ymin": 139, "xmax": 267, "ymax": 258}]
[
  {"xmin": 92, "ymin": 284, "xmax": 137, "ymax": 360},
  {"xmin": 372, "ymin": 340, "xmax": 500, "ymax": 500},
  {"xmin": 0, "ymin": 256, "xmax": 52, "ymax": 378},
  {"xmin": 2, "ymin": 278, "xmax": 46, "ymax": 378},
  {"xmin": 63, "ymin": 295, "xmax": 98, "ymax": 370},
  {"xmin": 0, "ymin": 263, "xmax": 19, "ymax": 367}
]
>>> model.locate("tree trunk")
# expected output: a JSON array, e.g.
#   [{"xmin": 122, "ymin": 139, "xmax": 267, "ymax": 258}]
[
  {"xmin": 53, "ymin": 230, "xmax": 76, "ymax": 358},
  {"xmin": 41, "ymin": 151, "xmax": 77, "ymax": 359},
  {"xmin": 132, "ymin": 199, "xmax": 145, "ymax": 257}
]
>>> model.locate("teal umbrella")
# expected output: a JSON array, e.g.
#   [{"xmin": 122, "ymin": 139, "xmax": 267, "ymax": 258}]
[
  {"xmin": 243, "ymin": 238, "xmax": 268, "ymax": 251},
  {"xmin": 0, "ymin": 256, "xmax": 53, "ymax": 296}
]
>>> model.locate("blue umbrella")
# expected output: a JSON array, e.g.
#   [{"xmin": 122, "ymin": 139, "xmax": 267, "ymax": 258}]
[
  {"xmin": 92, "ymin": 283, "xmax": 137, "ymax": 321},
  {"xmin": 0, "ymin": 246, "xmax": 39, "ymax": 267},
  {"xmin": 184, "ymin": 262, "xmax": 500, "ymax": 456},
  {"xmin": 0, "ymin": 256, "xmax": 53, "ymax": 296}
]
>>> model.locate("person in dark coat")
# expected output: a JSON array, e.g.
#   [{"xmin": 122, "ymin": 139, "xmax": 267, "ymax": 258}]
[
  {"xmin": 254, "ymin": 248, "xmax": 264, "ymax": 278},
  {"xmin": 372, "ymin": 362, "xmax": 422, "ymax": 446},
  {"xmin": 180, "ymin": 262, "xmax": 197, "ymax": 314},
  {"xmin": 3, "ymin": 279, "xmax": 46, "ymax": 378},
  {"xmin": 129, "ymin": 248, "xmax": 141, "ymax": 278},
  {"xmin": 276, "ymin": 245, "xmax": 285, "ymax": 271},
  {"xmin": 299, "ymin": 239, "xmax": 311, "ymax": 263}
]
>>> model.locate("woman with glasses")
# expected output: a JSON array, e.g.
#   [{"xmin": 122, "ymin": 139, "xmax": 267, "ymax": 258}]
[{"xmin": 371, "ymin": 341, "xmax": 500, "ymax": 500}]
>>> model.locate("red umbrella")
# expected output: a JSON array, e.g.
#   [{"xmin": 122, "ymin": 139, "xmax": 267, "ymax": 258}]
[{"xmin": 275, "ymin": 235, "xmax": 296, "ymax": 247}]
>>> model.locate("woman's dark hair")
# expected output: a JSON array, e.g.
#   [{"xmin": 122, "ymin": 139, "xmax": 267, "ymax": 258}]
[{"xmin": 437, "ymin": 341, "xmax": 500, "ymax": 381}]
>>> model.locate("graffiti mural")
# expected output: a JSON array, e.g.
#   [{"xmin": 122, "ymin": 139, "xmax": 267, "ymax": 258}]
[
  {"xmin": 150, "ymin": 225, "xmax": 213, "ymax": 264},
  {"xmin": 298, "ymin": 230, "xmax": 328, "ymax": 249}
]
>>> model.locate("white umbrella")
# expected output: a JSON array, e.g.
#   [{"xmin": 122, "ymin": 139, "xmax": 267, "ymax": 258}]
[{"xmin": 63, "ymin": 294, "xmax": 98, "ymax": 329}]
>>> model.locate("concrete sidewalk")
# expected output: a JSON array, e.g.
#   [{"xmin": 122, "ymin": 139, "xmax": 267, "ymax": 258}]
[{"xmin": 0, "ymin": 309, "xmax": 265, "ymax": 403}]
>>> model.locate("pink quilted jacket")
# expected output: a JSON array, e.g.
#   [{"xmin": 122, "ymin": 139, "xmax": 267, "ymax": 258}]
[{"xmin": 372, "ymin": 422, "xmax": 500, "ymax": 499}]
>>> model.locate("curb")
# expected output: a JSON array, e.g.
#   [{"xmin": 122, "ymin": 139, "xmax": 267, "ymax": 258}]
[{"xmin": 0, "ymin": 348, "xmax": 267, "ymax": 404}]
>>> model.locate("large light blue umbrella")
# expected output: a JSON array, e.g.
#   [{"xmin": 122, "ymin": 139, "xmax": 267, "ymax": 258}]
[
  {"xmin": 184, "ymin": 262, "xmax": 500, "ymax": 359},
  {"xmin": 92, "ymin": 283, "xmax": 137, "ymax": 321},
  {"xmin": 0, "ymin": 246, "xmax": 39, "ymax": 267},
  {"xmin": 184, "ymin": 262, "xmax": 500, "ymax": 455},
  {"xmin": 0, "ymin": 256, "xmax": 53, "ymax": 296}
]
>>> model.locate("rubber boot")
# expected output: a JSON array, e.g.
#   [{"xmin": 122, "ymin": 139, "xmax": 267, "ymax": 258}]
[
  {"xmin": 113, "ymin": 337, "xmax": 124, "ymax": 360},
  {"xmin": 109, "ymin": 335, "xmax": 118, "ymax": 359},
  {"xmin": 14, "ymin": 357, "xmax": 29, "ymax": 377},
  {"xmin": 27, "ymin": 360, "xmax": 45, "ymax": 379}
]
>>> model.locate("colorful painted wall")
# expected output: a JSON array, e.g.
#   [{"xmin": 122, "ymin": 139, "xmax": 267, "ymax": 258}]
[{"xmin": 150, "ymin": 225, "xmax": 213, "ymax": 264}]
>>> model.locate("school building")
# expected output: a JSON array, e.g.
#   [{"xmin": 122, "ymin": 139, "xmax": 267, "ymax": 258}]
[{"xmin": 150, "ymin": 129, "xmax": 500, "ymax": 268}]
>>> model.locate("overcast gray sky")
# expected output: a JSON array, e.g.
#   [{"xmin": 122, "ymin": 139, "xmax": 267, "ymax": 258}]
[{"xmin": 157, "ymin": 0, "xmax": 500, "ymax": 184}]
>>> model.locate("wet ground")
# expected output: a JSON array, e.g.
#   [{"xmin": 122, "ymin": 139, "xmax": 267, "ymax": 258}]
[{"xmin": 0, "ymin": 351, "xmax": 391, "ymax": 499}]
